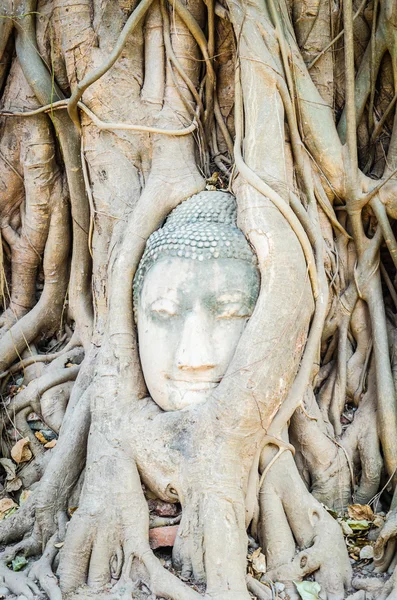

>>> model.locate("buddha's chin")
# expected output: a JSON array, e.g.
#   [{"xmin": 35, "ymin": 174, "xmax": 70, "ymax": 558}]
[{"xmin": 162, "ymin": 385, "xmax": 215, "ymax": 411}]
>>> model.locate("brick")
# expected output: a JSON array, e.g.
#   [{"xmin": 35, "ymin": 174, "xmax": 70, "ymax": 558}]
[{"xmin": 149, "ymin": 525, "xmax": 179, "ymax": 549}]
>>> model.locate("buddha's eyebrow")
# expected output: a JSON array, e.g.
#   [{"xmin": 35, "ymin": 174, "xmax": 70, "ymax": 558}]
[
  {"xmin": 149, "ymin": 287, "xmax": 179, "ymax": 301},
  {"xmin": 213, "ymin": 291, "xmax": 251, "ymax": 303}
]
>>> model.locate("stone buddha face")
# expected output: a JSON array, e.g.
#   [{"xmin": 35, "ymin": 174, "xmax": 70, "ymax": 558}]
[{"xmin": 134, "ymin": 192, "xmax": 260, "ymax": 412}]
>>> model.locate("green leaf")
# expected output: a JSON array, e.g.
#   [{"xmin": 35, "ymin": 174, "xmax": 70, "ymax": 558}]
[
  {"xmin": 345, "ymin": 519, "xmax": 370, "ymax": 531},
  {"xmin": 294, "ymin": 581, "xmax": 321, "ymax": 600},
  {"xmin": 3, "ymin": 507, "xmax": 17, "ymax": 520},
  {"xmin": 11, "ymin": 555, "xmax": 28, "ymax": 571}
]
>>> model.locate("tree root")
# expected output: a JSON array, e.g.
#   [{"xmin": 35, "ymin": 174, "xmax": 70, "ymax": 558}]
[
  {"xmin": 57, "ymin": 443, "xmax": 205, "ymax": 600},
  {"xmin": 259, "ymin": 450, "xmax": 351, "ymax": 599},
  {"xmin": 15, "ymin": 1, "xmax": 93, "ymax": 346},
  {"xmin": 0, "ymin": 562, "xmax": 40, "ymax": 599},
  {"xmin": 0, "ymin": 338, "xmax": 81, "ymax": 380},
  {"xmin": 7, "ymin": 365, "xmax": 80, "ymax": 415},
  {"xmin": 246, "ymin": 575, "xmax": 272, "ymax": 600},
  {"xmin": 374, "ymin": 509, "xmax": 397, "ymax": 573},
  {"xmin": 0, "ymin": 531, "xmax": 41, "ymax": 599},
  {"xmin": 28, "ymin": 533, "xmax": 62, "ymax": 600},
  {"xmin": 2, "ymin": 99, "xmax": 199, "ymax": 136},
  {"xmin": 352, "ymin": 575, "xmax": 394, "ymax": 600},
  {"xmin": 290, "ymin": 389, "xmax": 352, "ymax": 511}
]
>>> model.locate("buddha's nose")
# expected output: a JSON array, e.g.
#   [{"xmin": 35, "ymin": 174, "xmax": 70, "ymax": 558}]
[{"xmin": 175, "ymin": 311, "xmax": 217, "ymax": 371}]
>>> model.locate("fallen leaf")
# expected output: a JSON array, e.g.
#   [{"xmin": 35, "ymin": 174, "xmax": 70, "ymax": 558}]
[
  {"xmin": 54, "ymin": 542, "xmax": 64, "ymax": 548},
  {"xmin": 0, "ymin": 498, "xmax": 17, "ymax": 520},
  {"xmin": 3, "ymin": 507, "xmax": 17, "ymax": 519},
  {"xmin": 11, "ymin": 438, "xmax": 32, "ymax": 464},
  {"xmin": 346, "ymin": 519, "xmax": 370, "ymax": 531},
  {"xmin": 250, "ymin": 547, "xmax": 262, "ymax": 560},
  {"xmin": 348, "ymin": 504, "xmax": 374, "ymax": 522},
  {"xmin": 0, "ymin": 459, "xmax": 22, "ymax": 492},
  {"xmin": 6, "ymin": 477, "xmax": 22, "ymax": 492},
  {"xmin": 44, "ymin": 439, "xmax": 57, "ymax": 449},
  {"xmin": 0, "ymin": 498, "xmax": 17, "ymax": 512},
  {"xmin": 0, "ymin": 458, "xmax": 16, "ymax": 480},
  {"xmin": 35, "ymin": 431, "xmax": 47, "ymax": 444},
  {"xmin": 252, "ymin": 551, "xmax": 267, "ymax": 574},
  {"xmin": 294, "ymin": 580, "xmax": 321, "ymax": 600},
  {"xmin": 373, "ymin": 515, "xmax": 385, "ymax": 528},
  {"xmin": 11, "ymin": 555, "xmax": 27, "ymax": 571},
  {"xmin": 360, "ymin": 545, "xmax": 374, "ymax": 559}
]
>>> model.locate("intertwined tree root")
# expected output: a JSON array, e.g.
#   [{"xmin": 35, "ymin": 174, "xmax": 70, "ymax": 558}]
[{"xmin": 1, "ymin": 0, "xmax": 397, "ymax": 598}]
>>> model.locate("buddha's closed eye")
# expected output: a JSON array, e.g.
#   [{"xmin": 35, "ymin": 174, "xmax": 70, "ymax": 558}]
[
  {"xmin": 213, "ymin": 293, "xmax": 253, "ymax": 320},
  {"xmin": 216, "ymin": 303, "xmax": 251, "ymax": 319},
  {"xmin": 150, "ymin": 298, "xmax": 180, "ymax": 319},
  {"xmin": 150, "ymin": 295, "xmax": 252, "ymax": 321}
]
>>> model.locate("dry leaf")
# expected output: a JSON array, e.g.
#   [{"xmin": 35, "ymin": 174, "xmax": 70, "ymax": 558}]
[
  {"xmin": 251, "ymin": 550, "xmax": 267, "ymax": 574},
  {"xmin": 0, "ymin": 458, "xmax": 16, "ymax": 480},
  {"xmin": 44, "ymin": 439, "xmax": 57, "ymax": 449},
  {"xmin": 0, "ymin": 458, "xmax": 22, "ymax": 492},
  {"xmin": 35, "ymin": 431, "xmax": 47, "ymax": 444},
  {"xmin": 6, "ymin": 477, "xmax": 22, "ymax": 492},
  {"xmin": 0, "ymin": 498, "xmax": 17, "ymax": 519},
  {"xmin": 54, "ymin": 542, "xmax": 64, "ymax": 548},
  {"xmin": 373, "ymin": 515, "xmax": 385, "ymax": 528},
  {"xmin": 11, "ymin": 438, "xmax": 32, "ymax": 464},
  {"xmin": 250, "ymin": 547, "xmax": 262, "ymax": 560},
  {"xmin": 348, "ymin": 504, "xmax": 374, "ymax": 522}
]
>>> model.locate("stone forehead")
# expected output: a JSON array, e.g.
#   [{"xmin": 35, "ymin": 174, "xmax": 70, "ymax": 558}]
[{"xmin": 133, "ymin": 191, "xmax": 258, "ymax": 311}]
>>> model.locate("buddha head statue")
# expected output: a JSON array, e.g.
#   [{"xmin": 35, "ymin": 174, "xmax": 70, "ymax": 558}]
[{"xmin": 133, "ymin": 191, "xmax": 260, "ymax": 411}]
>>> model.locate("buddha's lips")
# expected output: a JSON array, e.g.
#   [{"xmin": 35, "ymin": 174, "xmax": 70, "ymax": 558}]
[{"xmin": 167, "ymin": 378, "xmax": 220, "ymax": 391}]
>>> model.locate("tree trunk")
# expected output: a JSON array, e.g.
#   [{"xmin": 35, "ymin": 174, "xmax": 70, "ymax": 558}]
[{"xmin": 1, "ymin": 0, "xmax": 397, "ymax": 598}]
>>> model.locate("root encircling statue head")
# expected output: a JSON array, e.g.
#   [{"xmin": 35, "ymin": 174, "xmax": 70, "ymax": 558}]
[{"xmin": 133, "ymin": 191, "xmax": 260, "ymax": 411}]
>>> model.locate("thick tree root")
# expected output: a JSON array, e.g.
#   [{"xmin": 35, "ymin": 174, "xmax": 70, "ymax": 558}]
[
  {"xmin": 374, "ymin": 509, "xmax": 397, "ymax": 572},
  {"xmin": 259, "ymin": 450, "xmax": 351, "ymax": 599}
]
